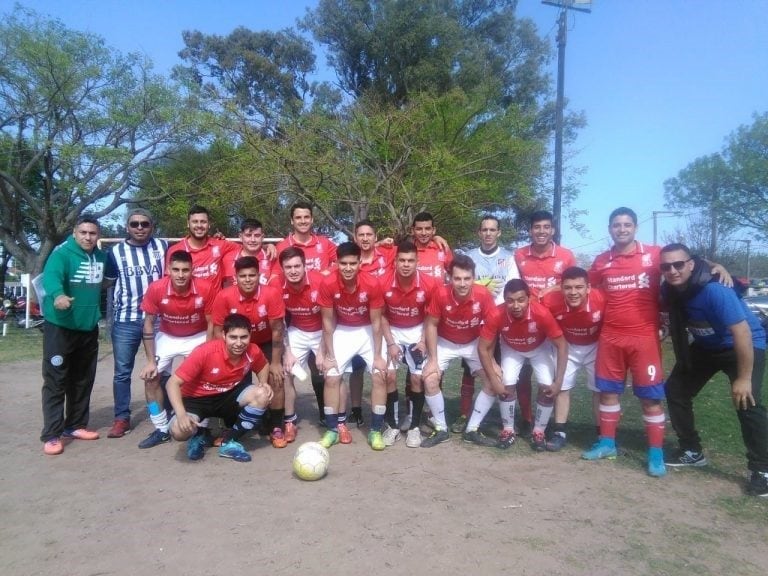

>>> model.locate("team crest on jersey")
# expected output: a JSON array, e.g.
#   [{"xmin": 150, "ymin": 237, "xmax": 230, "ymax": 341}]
[
  {"xmin": 212, "ymin": 246, "xmax": 221, "ymax": 258},
  {"xmin": 229, "ymin": 308, "xmax": 238, "ymax": 314},
  {"xmin": 258, "ymin": 305, "xmax": 267, "ymax": 316},
  {"xmin": 641, "ymin": 253, "xmax": 653, "ymax": 267},
  {"xmin": 446, "ymin": 305, "xmax": 453, "ymax": 312},
  {"xmin": 528, "ymin": 321, "xmax": 538, "ymax": 333},
  {"xmin": 438, "ymin": 252, "xmax": 445, "ymax": 262},
  {"xmin": 359, "ymin": 292, "xmax": 368, "ymax": 303},
  {"xmin": 195, "ymin": 296, "xmax": 204, "ymax": 308},
  {"xmin": 211, "ymin": 368, "xmax": 220, "ymax": 374},
  {"xmin": 385, "ymin": 290, "xmax": 393, "ymax": 298},
  {"xmin": 472, "ymin": 302, "xmax": 481, "ymax": 314},
  {"xmin": 317, "ymin": 243, "xmax": 324, "ymax": 253},
  {"xmin": 161, "ymin": 298, "xmax": 169, "ymax": 305},
  {"xmin": 310, "ymin": 290, "xmax": 319, "ymax": 303},
  {"xmin": 554, "ymin": 261, "xmax": 564, "ymax": 274},
  {"xmin": 416, "ymin": 291, "xmax": 425, "ymax": 302},
  {"xmin": 592, "ymin": 311, "xmax": 602, "ymax": 322}
]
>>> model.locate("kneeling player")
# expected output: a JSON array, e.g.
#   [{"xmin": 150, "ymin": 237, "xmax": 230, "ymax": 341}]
[
  {"xmin": 166, "ymin": 314, "xmax": 274, "ymax": 462},
  {"xmin": 478, "ymin": 279, "xmax": 568, "ymax": 451}
]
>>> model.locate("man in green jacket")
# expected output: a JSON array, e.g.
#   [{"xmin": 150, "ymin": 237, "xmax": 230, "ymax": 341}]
[{"xmin": 40, "ymin": 215, "xmax": 111, "ymax": 455}]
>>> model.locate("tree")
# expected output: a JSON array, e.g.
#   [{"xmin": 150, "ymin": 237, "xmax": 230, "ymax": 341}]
[
  {"xmin": 663, "ymin": 153, "xmax": 733, "ymax": 259},
  {"xmin": 0, "ymin": 8, "xmax": 198, "ymax": 274}
]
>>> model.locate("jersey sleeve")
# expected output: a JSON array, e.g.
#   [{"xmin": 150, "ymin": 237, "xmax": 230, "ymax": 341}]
[
  {"xmin": 175, "ymin": 344, "xmax": 206, "ymax": 385},
  {"xmin": 265, "ymin": 286, "xmax": 286, "ymax": 320},
  {"xmin": 317, "ymin": 277, "xmax": 335, "ymax": 308},
  {"xmin": 249, "ymin": 344, "xmax": 269, "ymax": 375},
  {"xmin": 210, "ymin": 290, "xmax": 230, "ymax": 326},
  {"xmin": 140, "ymin": 282, "xmax": 160, "ymax": 315},
  {"xmin": 480, "ymin": 306, "xmax": 502, "ymax": 340}
]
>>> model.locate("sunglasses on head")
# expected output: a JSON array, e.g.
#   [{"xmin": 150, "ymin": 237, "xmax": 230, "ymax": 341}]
[
  {"xmin": 128, "ymin": 220, "xmax": 151, "ymax": 229},
  {"xmin": 660, "ymin": 259, "xmax": 691, "ymax": 272}
]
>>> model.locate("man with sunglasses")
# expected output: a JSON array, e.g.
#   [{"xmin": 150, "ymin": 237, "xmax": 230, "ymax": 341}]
[
  {"xmin": 106, "ymin": 209, "xmax": 167, "ymax": 439},
  {"xmin": 660, "ymin": 243, "xmax": 768, "ymax": 497}
]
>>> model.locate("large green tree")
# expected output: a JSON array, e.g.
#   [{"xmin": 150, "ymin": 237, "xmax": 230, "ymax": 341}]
[{"xmin": 0, "ymin": 8, "xmax": 198, "ymax": 274}]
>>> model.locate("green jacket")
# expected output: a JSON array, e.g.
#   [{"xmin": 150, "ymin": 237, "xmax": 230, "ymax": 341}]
[{"xmin": 42, "ymin": 236, "xmax": 107, "ymax": 331}]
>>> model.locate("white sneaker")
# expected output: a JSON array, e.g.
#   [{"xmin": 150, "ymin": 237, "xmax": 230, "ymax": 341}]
[
  {"xmin": 383, "ymin": 425, "xmax": 401, "ymax": 446},
  {"xmin": 405, "ymin": 428, "xmax": 422, "ymax": 448},
  {"xmin": 399, "ymin": 415, "xmax": 412, "ymax": 433}
]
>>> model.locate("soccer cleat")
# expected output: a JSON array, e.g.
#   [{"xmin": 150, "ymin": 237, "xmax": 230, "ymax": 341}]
[
  {"xmin": 399, "ymin": 414, "xmax": 412, "ymax": 433},
  {"xmin": 420, "ymin": 429, "xmax": 450, "ymax": 448},
  {"xmin": 270, "ymin": 427, "xmax": 288, "ymax": 449},
  {"xmin": 107, "ymin": 418, "xmax": 130, "ymax": 438},
  {"xmin": 43, "ymin": 438, "xmax": 63, "ymax": 455},
  {"xmin": 747, "ymin": 471, "xmax": 768, "ymax": 497},
  {"xmin": 405, "ymin": 428, "xmax": 422, "ymax": 448},
  {"xmin": 368, "ymin": 430, "xmax": 386, "ymax": 451},
  {"xmin": 284, "ymin": 421, "xmax": 298, "ymax": 443},
  {"xmin": 337, "ymin": 422, "xmax": 353, "ymax": 444},
  {"xmin": 218, "ymin": 439, "xmax": 251, "ymax": 462},
  {"xmin": 450, "ymin": 414, "xmax": 468, "ymax": 434},
  {"xmin": 545, "ymin": 433, "xmax": 567, "ymax": 452},
  {"xmin": 63, "ymin": 428, "xmax": 100, "ymax": 440},
  {"xmin": 582, "ymin": 438, "xmax": 617, "ymax": 460},
  {"xmin": 382, "ymin": 425, "xmax": 401, "ymax": 446},
  {"xmin": 463, "ymin": 429, "xmax": 498, "ymax": 447},
  {"xmin": 186, "ymin": 434, "xmax": 207, "ymax": 461},
  {"xmin": 647, "ymin": 447, "xmax": 667, "ymax": 477},
  {"xmin": 350, "ymin": 409, "xmax": 364, "ymax": 428},
  {"xmin": 531, "ymin": 430, "xmax": 547, "ymax": 452},
  {"xmin": 497, "ymin": 429, "xmax": 516, "ymax": 450},
  {"xmin": 138, "ymin": 429, "xmax": 171, "ymax": 449},
  {"xmin": 319, "ymin": 430, "xmax": 339, "ymax": 448},
  {"xmin": 665, "ymin": 449, "xmax": 708, "ymax": 467}
]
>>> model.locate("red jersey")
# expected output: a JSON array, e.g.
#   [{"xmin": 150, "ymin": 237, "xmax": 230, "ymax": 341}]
[
  {"xmin": 176, "ymin": 339, "xmax": 267, "ymax": 398},
  {"xmin": 589, "ymin": 242, "xmax": 661, "ymax": 335},
  {"xmin": 426, "ymin": 284, "xmax": 495, "ymax": 344},
  {"xmin": 166, "ymin": 237, "xmax": 239, "ymax": 289},
  {"xmin": 279, "ymin": 270, "xmax": 325, "ymax": 332},
  {"xmin": 275, "ymin": 234, "xmax": 337, "ymax": 274},
  {"xmin": 380, "ymin": 271, "xmax": 437, "ymax": 329},
  {"xmin": 222, "ymin": 247, "xmax": 274, "ymax": 287},
  {"xmin": 481, "ymin": 299, "xmax": 563, "ymax": 352},
  {"xmin": 542, "ymin": 289, "xmax": 605, "ymax": 346},
  {"xmin": 359, "ymin": 245, "xmax": 395, "ymax": 279},
  {"xmin": 416, "ymin": 240, "xmax": 453, "ymax": 282},
  {"xmin": 211, "ymin": 284, "xmax": 285, "ymax": 345},
  {"xmin": 140, "ymin": 277, "xmax": 214, "ymax": 337},
  {"xmin": 514, "ymin": 244, "xmax": 576, "ymax": 294},
  {"xmin": 318, "ymin": 272, "xmax": 385, "ymax": 327}
]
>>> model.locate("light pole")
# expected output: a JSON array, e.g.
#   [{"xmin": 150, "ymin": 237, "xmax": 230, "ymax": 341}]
[
  {"xmin": 542, "ymin": 0, "xmax": 591, "ymax": 244},
  {"xmin": 652, "ymin": 211, "xmax": 681, "ymax": 246}
]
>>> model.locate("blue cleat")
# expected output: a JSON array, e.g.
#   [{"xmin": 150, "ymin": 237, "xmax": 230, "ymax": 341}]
[
  {"xmin": 647, "ymin": 447, "xmax": 667, "ymax": 477},
  {"xmin": 218, "ymin": 439, "xmax": 251, "ymax": 462},
  {"xmin": 186, "ymin": 433, "xmax": 206, "ymax": 461},
  {"xmin": 582, "ymin": 437, "xmax": 617, "ymax": 460}
]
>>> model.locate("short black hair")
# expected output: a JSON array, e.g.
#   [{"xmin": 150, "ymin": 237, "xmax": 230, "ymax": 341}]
[
  {"xmin": 503, "ymin": 278, "xmax": 530, "ymax": 297},
  {"xmin": 609, "ymin": 207, "xmax": 637, "ymax": 225},
  {"xmin": 396, "ymin": 239, "xmax": 417, "ymax": 255},
  {"xmin": 188, "ymin": 204, "xmax": 210, "ymax": 219},
  {"xmin": 290, "ymin": 201, "xmax": 313, "ymax": 218},
  {"xmin": 660, "ymin": 243, "xmax": 691, "ymax": 257},
  {"xmin": 561, "ymin": 266, "xmax": 589, "ymax": 283},
  {"xmin": 169, "ymin": 250, "xmax": 193, "ymax": 265},
  {"xmin": 413, "ymin": 212, "xmax": 434, "ymax": 226},
  {"xmin": 529, "ymin": 210, "xmax": 553, "ymax": 228},
  {"xmin": 354, "ymin": 219, "xmax": 376, "ymax": 233},
  {"xmin": 223, "ymin": 313, "xmax": 252, "ymax": 334},
  {"xmin": 336, "ymin": 241, "xmax": 361, "ymax": 260},
  {"xmin": 234, "ymin": 256, "xmax": 260, "ymax": 273},
  {"xmin": 75, "ymin": 214, "xmax": 100, "ymax": 228},
  {"xmin": 479, "ymin": 215, "xmax": 500, "ymax": 229},
  {"xmin": 240, "ymin": 218, "xmax": 263, "ymax": 232}
]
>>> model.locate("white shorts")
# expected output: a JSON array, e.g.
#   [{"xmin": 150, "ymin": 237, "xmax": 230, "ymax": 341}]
[
  {"xmin": 286, "ymin": 326, "xmax": 322, "ymax": 368},
  {"xmin": 561, "ymin": 342, "xmax": 598, "ymax": 392},
  {"xmin": 327, "ymin": 325, "xmax": 379, "ymax": 376},
  {"xmin": 500, "ymin": 341, "xmax": 555, "ymax": 387},
  {"xmin": 391, "ymin": 324, "xmax": 425, "ymax": 375},
  {"xmin": 435, "ymin": 336, "xmax": 483, "ymax": 374},
  {"xmin": 155, "ymin": 331, "xmax": 207, "ymax": 374}
]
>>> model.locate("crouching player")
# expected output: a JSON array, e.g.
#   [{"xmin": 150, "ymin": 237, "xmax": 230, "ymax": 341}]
[
  {"xmin": 541, "ymin": 267, "xmax": 604, "ymax": 450},
  {"xmin": 478, "ymin": 279, "xmax": 568, "ymax": 451},
  {"xmin": 166, "ymin": 313, "xmax": 273, "ymax": 462}
]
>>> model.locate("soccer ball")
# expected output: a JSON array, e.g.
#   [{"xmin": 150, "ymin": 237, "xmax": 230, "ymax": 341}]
[{"xmin": 292, "ymin": 441, "xmax": 330, "ymax": 481}]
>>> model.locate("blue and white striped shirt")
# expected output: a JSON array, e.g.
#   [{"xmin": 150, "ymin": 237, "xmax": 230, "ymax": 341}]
[{"xmin": 108, "ymin": 238, "xmax": 168, "ymax": 322}]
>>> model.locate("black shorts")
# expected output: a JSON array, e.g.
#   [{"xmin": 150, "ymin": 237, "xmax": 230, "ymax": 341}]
[{"xmin": 182, "ymin": 380, "xmax": 251, "ymax": 427}]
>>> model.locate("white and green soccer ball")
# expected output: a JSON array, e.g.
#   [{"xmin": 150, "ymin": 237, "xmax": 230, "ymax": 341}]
[{"xmin": 292, "ymin": 441, "xmax": 330, "ymax": 481}]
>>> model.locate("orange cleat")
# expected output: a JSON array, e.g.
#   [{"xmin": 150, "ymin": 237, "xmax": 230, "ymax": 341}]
[
  {"xmin": 270, "ymin": 427, "xmax": 288, "ymax": 448},
  {"xmin": 337, "ymin": 422, "xmax": 353, "ymax": 444},
  {"xmin": 284, "ymin": 421, "xmax": 298, "ymax": 443}
]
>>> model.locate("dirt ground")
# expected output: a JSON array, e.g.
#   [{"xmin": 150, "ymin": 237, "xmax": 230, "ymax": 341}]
[{"xmin": 1, "ymin": 352, "xmax": 767, "ymax": 576}]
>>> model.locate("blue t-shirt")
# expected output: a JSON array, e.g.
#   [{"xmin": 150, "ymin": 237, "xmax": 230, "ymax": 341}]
[{"xmin": 685, "ymin": 282, "xmax": 766, "ymax": 350}]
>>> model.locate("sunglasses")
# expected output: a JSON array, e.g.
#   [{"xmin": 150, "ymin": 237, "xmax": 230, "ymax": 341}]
[
  {"xmin": 128, "ymin": 221, "xmax": 151, "ymax": 229},
  {"xmin": 660, "ymin": 259, "xmax": 691, "ymax": 272}
]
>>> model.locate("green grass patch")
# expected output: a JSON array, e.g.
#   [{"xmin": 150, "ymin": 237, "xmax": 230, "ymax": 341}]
[{"xmin": 0, "ymin": 320, "xmax": 112, "ymax": 364}]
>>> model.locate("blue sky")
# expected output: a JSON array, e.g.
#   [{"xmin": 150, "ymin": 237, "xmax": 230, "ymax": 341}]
[{"xmin": 10, "ymin": 0, "xmax": 768, "ymax": 256}]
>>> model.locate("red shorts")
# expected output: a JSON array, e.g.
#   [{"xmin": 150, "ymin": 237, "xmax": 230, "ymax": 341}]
[{"xmin": 595, "ymin": 331, "xmax": 664, "ymax": 399}]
